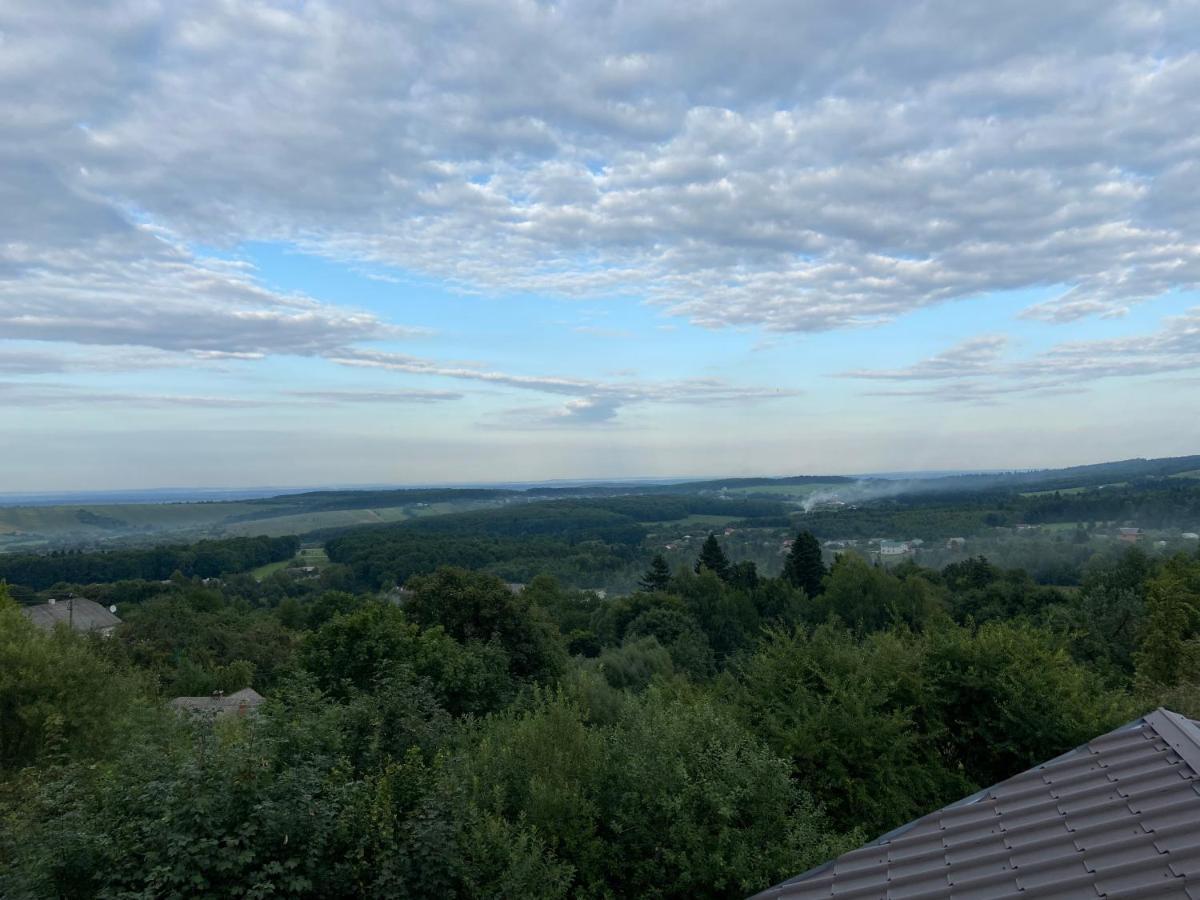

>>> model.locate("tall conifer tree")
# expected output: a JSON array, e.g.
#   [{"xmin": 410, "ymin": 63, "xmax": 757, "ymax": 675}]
[
  {"xmin": 783, "ymin": 530, "xmax": 827, "ymax": 596},
  {"xmin": 639, "ymin": 553, "xmax": 673, "ymax": 592},
  {"xmin": 695, "ymin": 533, "xmax": 731, "ymax": 581}
]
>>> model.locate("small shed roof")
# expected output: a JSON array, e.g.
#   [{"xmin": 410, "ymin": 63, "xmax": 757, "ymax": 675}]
[
  {"xmin": 21, "ymin": 597, "xmax": 121, "ymax": 633},
  {"xmin": 169, "ymin": 687, "xmax": 266, "ymax": 717},
  {"xmin": 755, "ymin": 708, "xmax": 1200, "ymax": 899}
]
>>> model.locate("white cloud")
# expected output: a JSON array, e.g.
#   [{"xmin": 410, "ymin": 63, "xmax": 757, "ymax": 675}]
[
  {"xmin": 5, "ymin": 0, "xmax": 1200, "ymax": 436},
  {"xmin": 286, "ymin": 389, "xmax": 463, "ymax": 404},
  {"xmin": 3, "ymin": 0, "xmax": 1196, "ymax": 334},
  {"xmin": 841, "ymin": 336, "xmax": 1010, "ymax": 381},
  {"xmin": 844, "ymin": 307, "xmax": 1200, "ymax": 400},
  {"xmin": 0, "ymin": 381, "xmax": 270, "ymax": 408},
  {"xmin": 328, "ymin": 347, "xmax": 797, "ymax": 421}
]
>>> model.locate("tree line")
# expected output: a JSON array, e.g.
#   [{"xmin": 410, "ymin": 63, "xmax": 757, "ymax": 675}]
[{"xmin": 0, "ymin": 535, "xmax": 299, "ymax": 591}]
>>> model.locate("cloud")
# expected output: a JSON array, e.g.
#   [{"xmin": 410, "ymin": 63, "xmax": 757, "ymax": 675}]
[
  {"xmin": 0, "ymin": 382, "xmax": 269, "ymax": 408},
  {"xmin": 0, "ymin": 381, "xmax": 466, "ymax": 410},
  {"xmin": 286, "ymin": 389, "xmax": 464, "ymax": 404},
  {"xmin": 488, "ymin": 396, "xmax": 626, "ymax": 430},
  {"xmin": 6, "ymin": 0, "xmax": 1200, "ymax": 439},
  {"xmin": 845, "ymin": 307, "xmax": 1200, "ymax": 401},
  {"xmin": 1018, "ymin": 307, "xmax": 1200, "ymax": 381},
  {"xmin": 0, "ymin": 160, "xmax": 407, "ymax": 358},
  {"xmin": 862, "ymin": 381, "xmax": 1085, "ymax": 404},
  {"xmin": 4, "ymin": 0, "xmax": 1198, "ymax": 339},
  {"xmin": 841, "ymin": 335, "xmax": 1010, "ymax": 381},
  {"xmin": 329, "ymin": 347, "xmax": 797, "ymax": 421}
]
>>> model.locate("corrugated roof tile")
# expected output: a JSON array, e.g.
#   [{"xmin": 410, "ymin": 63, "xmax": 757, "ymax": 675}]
[
  {"xmin": 1091, "ymin": 856, "xmax": 1178, "ymax": 894},
  {"xmin": 752, "ymin": 711, "xmax": 1200, "ymax": 900},
  {"xmin": 885, "ymin": 869, "xmax": 952, "ymax": 898},
  {"xmin": 1168, "ymin": 846, "xmax": 1200, "ymax": 878}
]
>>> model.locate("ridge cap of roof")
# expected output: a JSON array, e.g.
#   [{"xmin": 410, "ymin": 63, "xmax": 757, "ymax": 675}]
[{"xmin": 1144, "ymin": 706, "xmax": 1200, "ymax": 776}]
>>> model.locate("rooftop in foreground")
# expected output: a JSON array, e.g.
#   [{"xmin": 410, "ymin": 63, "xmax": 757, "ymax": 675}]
[{"xmin": 754, "ymin": 708, "xmax": 1200, "ymax": 900}]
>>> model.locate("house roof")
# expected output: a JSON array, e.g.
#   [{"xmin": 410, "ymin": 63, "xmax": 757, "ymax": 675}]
[
  {"xmin": 21, "ymin": 597, "xmax": 121, "ymax": 633},
  {"xmin": 169, "ymin": 687, "xmax": 266, "ymax": 716},
  {"xmin": 754, "ymin": 708, "xmax": 1200, "ymax": 900}
]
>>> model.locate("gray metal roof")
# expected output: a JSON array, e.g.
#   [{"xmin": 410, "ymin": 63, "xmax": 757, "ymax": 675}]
[
  {"xmin": 169, "ymin": 687, "xmax": 266, "ymax": 717},
  {"xmin": 754, "ymin": 709, "xmax": 1200, "ymax": 900},
  {"xmin": 21, "ymin": 597, "xmax": 122, "ymax": 633}
]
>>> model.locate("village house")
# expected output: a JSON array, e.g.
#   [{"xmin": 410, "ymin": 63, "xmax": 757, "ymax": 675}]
[
  {"xmin": 169, "ymin": 687, "xmax": 265, "ymax": 719},
  {"xmin": 20, "ymin": 597, "xmax": 121, "ymax": 637},
  {"xmin": 1119, "ymin": 526, "xmax": 1145, "ymax": 543}
]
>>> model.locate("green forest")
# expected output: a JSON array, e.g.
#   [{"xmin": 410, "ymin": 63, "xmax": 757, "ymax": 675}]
[{"xmin": 3, "ymin": 468, "xmax": 1200, "ymax": 897}]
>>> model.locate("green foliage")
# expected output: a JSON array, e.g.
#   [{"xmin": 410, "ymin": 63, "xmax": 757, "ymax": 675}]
[
  {"xmin": 0, "ymin": 591, "xmax": 152, "ymax": 772},
  {"xmin": 694, "ymin": 533, "xmax": 730, "ymax": 580},
  {"xmin": 593, "ymin": 636, "xmax": 676, "ymax": 691},
  {"xmin": 813, "ymin": 553, "xmax": 945, "ymax": 633},
  {"xmin": 403, "ymin": 567, "xmax": 567, "ymax": 684},
  {"xmin": 638, "ymin": 553, "xmax": 672, "ymax": 592},
  {"xmin": 0, "ymin": 535, "xmax": 299, "ymax": 590},
  {"xmin": 782, "ymin": 530, "xmax": 826, "ymax": 596},
  {"xmin": 923, "ymin": 620, "xmax": 1137, "ymax": 787},
  {"xmin": 326, "ymin": 528, "xmax": 637, "ymax": 590},
  {"xmin": 299, "ymin": 602, "xmax": 512, "ymax": 716},
  {"xmin": 734, "ymin": 624, "xmax": 969, "ymax": 835},
  {"xmin": 672, "ymin": 568, "xmax": 760, "ymax": 663},
  {"xmin": 518, "ymin": 575, "xmax": 605, "ymax": 646},
  {"xmin": 625, "ymin": 605, "xmax": 716, "ymax": 680},
  {"xmin": 940, "ymin": 555, "xmax": 1064, "ymax": 623},
  {"xmin": 3, "ymin": 706, "xmax": 531, "ymax": 898},
  {"xmin": 118, "ymin": 588, "xmax": 297, "ymax": 695},
  {"xmin": 734, "ymin": 618, "xmax": 1136, "ymax": 836},
  {"xmin": 728, "ymin": 559, "xmax": 760, "ymax": 590},
  {"xmin": 1134, "ymin": 554, "xmax": 1200, "ymax": 688},
  {"xmin": 459, "ymin": 687, "xmax": 848, "ymax": 898}
]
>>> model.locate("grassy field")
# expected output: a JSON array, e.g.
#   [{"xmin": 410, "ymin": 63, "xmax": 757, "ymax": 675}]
[
  {"xmin": 250, "ymin": 559, "xmax": 291, "ymax": 579},
  {"xmin": 1170, "ymin": 469, "xmax": 1200, "ymax": 480},
  {"xmin": 1020, "ymin": 486, "xmax": 1091, "ymax": 497},
  {"xmin": 251, "ymin": 546, "xmax": 331, "ymax": 579}
]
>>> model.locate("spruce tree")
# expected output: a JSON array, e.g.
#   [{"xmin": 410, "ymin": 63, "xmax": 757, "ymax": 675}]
[
  {"xmin": 783, "ymin": 530, "xmax": 826, "ymax": 596},
  {"xmin": 639, "ymin": 553, "xmax": 673, "ymax": 592},
  {"xmin": 695, "ymin": 533, "xmax": 730, "ymax": 581},
  {"xmin": 729, "ymin": 560, "xmax": 759, "ymax": 591}
]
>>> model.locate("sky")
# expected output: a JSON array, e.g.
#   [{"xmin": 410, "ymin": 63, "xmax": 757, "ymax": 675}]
[{"xmin": 3, "ymin": 0, "xmax": 1200, "ymax": 490}]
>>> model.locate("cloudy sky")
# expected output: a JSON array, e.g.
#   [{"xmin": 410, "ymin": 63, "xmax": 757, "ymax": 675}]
[{"xmin": 3, "ymin": 0, "xmax": 1200, "ymax": 490}]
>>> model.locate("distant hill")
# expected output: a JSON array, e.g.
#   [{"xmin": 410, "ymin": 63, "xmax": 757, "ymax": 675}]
[
  {"xmin": 900, "ymin": 455, "xmax": 1200, "ymax": 494},
  {"xmin": 1, "ymin": 454, "xmax": 1197, "ymax": 553}
]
